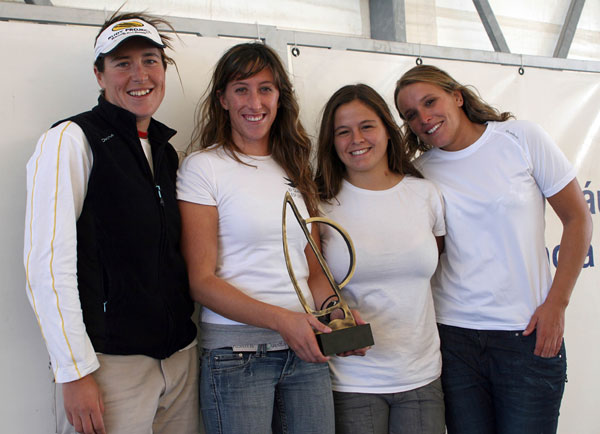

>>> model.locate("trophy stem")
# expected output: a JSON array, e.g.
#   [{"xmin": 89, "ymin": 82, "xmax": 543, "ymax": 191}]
[{"xmin": 282, "ymin": 192, "xmax": 374, "ymax": 355}]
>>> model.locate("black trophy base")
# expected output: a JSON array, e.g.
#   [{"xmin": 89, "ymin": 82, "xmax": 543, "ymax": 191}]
[{"xmin": 316, "ymin": 324, "xmax": 374, "ymax": 356}]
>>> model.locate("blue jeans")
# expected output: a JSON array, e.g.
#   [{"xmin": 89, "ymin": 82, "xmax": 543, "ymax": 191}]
[
  {"xmin": 332, "ymin": 378, "xmax": 445, "ymax": 434},
  {"xmin": 200, "ymin": 346, "xmax": 334, "ymax": 434},
  {"xmin": 438, "ymin": 324, "xmax": 567, "ymax": 434}
]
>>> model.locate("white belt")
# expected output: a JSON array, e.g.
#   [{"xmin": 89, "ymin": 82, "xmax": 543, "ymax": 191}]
[{"xmin": 231, "ymin": 342, "xmax": 289, "ymax": 352}]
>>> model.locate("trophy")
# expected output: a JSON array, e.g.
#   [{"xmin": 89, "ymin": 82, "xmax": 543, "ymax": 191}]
[{"xmin": 282, "ymin": 192, "xmax": 374, "ymax": 355}]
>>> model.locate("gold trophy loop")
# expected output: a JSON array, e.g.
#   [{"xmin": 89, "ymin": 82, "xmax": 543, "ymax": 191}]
[{"xmin": 282, "ymin": 192, "xmax": 374, "ymax": 355}]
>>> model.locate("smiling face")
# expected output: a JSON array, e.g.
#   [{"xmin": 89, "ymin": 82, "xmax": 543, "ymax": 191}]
[
  {"xmin": 94, "ymin": 37, "xmax": 165, "ymax": 132},
  {"xmin": 218, "ymin": 67, "xmax": 280, "ymax": 155},
  {"xmin": 395, "ymin": 81, "xmax": 471, "ymax": 152},
  {"xmin": 333, "ymin": 100, "xmax": 390, "ymax": 181}
]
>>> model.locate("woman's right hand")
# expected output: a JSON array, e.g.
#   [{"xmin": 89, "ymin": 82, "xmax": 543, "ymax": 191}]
[
  {"xmin": 180, "ymin": 201, "xmax": 332, "ymax": 364},
  {"xmin": 62, "ymin": 374, "xmax": 105, "ymax": 434},
  {"xmin": 274, "ymin": 310, "xmax": 332, "ymax": 363}
]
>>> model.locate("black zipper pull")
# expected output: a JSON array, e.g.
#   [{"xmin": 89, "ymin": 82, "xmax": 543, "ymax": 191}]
[{"xmin": 155, "ymin": 184, "xmax": 165, "ymax": 206}]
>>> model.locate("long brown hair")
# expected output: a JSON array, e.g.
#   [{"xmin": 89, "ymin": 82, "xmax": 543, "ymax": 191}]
[
  {"xmin": 189, "ymin": 42, "xmax": 318, "ymax": 215},
  {"xmin": 315, "ymin": 84, "xmax": 422, "ymax": 201},
  {"xmin": 394, "ymin": 65, "xmax": 514, "ymax": 159}
]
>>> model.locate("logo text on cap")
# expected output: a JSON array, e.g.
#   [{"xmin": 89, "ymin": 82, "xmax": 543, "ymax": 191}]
[{"xmin": 112, "ymin": 21, "xmax": 144, "ymax": 31}]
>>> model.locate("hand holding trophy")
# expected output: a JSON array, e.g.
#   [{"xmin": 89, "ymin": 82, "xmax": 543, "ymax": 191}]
[{"xmin": 282, "ymin": 192, "xmax": 374, "ymax": 355}]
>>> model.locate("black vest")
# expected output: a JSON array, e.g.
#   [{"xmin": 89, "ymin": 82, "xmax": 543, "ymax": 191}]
[{"xmin": 56, "ymin": 97, "xmax": 196, "ymax": 359}]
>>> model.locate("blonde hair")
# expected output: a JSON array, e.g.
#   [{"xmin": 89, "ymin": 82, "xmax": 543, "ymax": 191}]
[{"xmin": 395, "ymin": 65, "xmax": 514, "ymax": 158}]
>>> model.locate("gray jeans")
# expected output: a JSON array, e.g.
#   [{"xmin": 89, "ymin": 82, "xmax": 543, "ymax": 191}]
[{"xmin": 333, "ymin": 377, "xmax": 445, "ymax": 434}]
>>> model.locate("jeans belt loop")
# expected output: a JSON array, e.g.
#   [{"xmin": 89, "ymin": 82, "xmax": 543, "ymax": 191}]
[{"xmin": 256, "ymin": 343, "xmax": 268, "ymax": 357}]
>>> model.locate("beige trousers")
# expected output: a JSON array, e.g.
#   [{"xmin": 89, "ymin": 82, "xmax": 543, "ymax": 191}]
[{"xmin": 55, "ymin": 345, "xmax": 199, "ymax": 434}]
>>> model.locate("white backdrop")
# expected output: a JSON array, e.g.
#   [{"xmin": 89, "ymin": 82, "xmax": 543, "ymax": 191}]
[{"xmin": 2, "ymin": 20, "xmax": 599, "ymax": 433}]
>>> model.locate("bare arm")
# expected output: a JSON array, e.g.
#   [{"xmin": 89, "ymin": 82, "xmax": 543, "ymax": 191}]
[
  {"xmin": 179, "ymin": 200, "xmax": 331, "ymax": 363},
  {"xmin": 305, "ymin": 223, "xmax": 337, "ymax": 310},
  {"xmin": 523, "ymin": 178, "xmax": 592, "ymax": 357},
  {"xmin": 435, "ymin": 235, "xmax": 445, "ymax": 257}
]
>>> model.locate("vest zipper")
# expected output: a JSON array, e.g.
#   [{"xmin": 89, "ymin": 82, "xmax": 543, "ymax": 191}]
[
  {"xmin": 155, "ymin": 184, "xmax": 165, "ymax": 206},
  {"xmin": 152, "ymin": 145, "xmax": 175, "ymax": 355}
]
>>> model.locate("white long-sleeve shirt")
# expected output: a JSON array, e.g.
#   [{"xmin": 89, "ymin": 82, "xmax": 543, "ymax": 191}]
[{"xmin": 24, "ymin": 121, "xmax": 99, "ymax": 383}]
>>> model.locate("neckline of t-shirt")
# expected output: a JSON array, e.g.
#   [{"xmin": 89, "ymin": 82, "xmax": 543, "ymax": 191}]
[
  {"xmin": 213, "ymin": 145, "xmax": 272, "ymax": 162},
  {"xmin": 342, "ymin": 175, "xmax": 410, "ymax": 195},
  {"xmin": 240, "ymin": 153, "xmax": 272, "ymax": 162},
  {"xmin": 429, "ymin": 121, "xmax": 493, "ymax": 160}
]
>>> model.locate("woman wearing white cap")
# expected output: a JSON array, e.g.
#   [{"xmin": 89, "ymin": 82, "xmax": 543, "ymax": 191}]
[{"xmin": 24, "ymin": 11, "xmax": 198, "ymax": 434}]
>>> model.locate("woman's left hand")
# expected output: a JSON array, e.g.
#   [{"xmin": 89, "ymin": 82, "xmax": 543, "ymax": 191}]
[
  {"xmin": 523, "ymin": 300, "xmax": 565, "ymax": 358},
  {"xmin": 336, "ymin": 309, "xmax": 371, "ymax": 357},
  {"xmin": 526, "ymin": 178, "xmax": 594, "ymax": 358}
]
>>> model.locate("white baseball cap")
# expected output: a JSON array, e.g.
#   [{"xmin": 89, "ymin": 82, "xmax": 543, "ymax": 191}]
[{"xmin": 94, "ymin": 19, "xmax": 165, "ymax": 61}]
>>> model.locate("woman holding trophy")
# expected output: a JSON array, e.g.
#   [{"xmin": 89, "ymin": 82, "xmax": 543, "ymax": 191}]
[
  {"xmin": 177, "ymin": 42, "xmax": 335, "ymax": 434},
  {"xmin": 315, "ymin": 83, "xmax": 446, "ymax": 434}
]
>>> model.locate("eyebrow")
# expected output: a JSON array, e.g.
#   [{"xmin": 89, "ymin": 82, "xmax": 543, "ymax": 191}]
[
  {"xmin": 400, "ymin": 93, "xmax": 435, "ymax": 116},
  {"xmin": 419, "ymin": 93, "xmax": 435, "ymax": 103},
  {"xmin": 333, "ymin": 119, "xmax": 377, "ymax": 131},
  {"xmin": 230, "ymin": 79, "xmax": 275, "ymax": 86},
  {"xmin": 109, "ymin": 52, "xmax": 161, "ymax": 62}
]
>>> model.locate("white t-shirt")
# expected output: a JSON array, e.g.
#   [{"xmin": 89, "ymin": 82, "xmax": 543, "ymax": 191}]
[
  {"xmin": 177, "ymin": 146, "xmax": 313, "ymax": 326},
  {"xmin": 415, "ymin": 120, "xmax": 575, "ymax": 330},
  {"xmin": 320, "ymin": 176, "xmax": 445, "ymax": 393}
]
